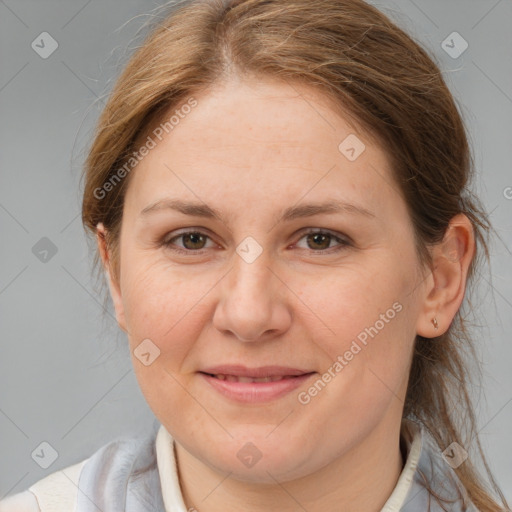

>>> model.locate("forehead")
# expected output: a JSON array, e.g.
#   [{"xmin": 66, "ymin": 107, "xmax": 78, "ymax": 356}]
[{"xmin": 124, "ymin": 78, "xmax": 401, "ymax": 220}]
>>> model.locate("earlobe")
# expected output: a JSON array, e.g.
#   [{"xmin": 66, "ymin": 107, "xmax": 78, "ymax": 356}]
[
  {"xmin": 416, "ymin": 214, "xmax": 475, "ymax": 338},
  {"xmin": 96, "ymin": 223, "xmax": 127, "ymax": 333}
]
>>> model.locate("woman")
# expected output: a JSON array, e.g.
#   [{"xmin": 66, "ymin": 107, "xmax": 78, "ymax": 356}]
[{"xmin": 1, "ymin": 0, "xmax": 508, "ymax": 510}]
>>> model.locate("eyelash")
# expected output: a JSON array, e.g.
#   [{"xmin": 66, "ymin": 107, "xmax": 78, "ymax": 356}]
[{"xmin": 160, "ymin": 228, "xmax": 352, "ymax": 255}]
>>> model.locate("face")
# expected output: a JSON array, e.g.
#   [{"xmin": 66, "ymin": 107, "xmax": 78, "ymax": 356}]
[{"xmin": 102, "ymin": 77, "xmax": 430, "ymax": 483}]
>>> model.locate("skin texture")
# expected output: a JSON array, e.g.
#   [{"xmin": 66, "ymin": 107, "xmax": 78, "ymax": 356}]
[{"xmin": 97, "ymin": 76, "xmax": 475, "ymax": 512}]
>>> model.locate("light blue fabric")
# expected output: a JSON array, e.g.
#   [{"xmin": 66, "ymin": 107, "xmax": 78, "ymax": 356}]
[
  {"xmin": 399, "ymin": 422, "xmax": 479, "ymax": 511},
  {"xmin": 76, "ymin": 420, "xmax": 166, "ymax": 512},
  {"xmin": 75, "ymin": 418, "xmax": 479, "ymax": 511}
]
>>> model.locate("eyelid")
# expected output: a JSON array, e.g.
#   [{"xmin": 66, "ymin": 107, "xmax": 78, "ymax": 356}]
[
  {"xmin": 162, "ymin": 228, "xmax": 218, "ymax": 252},
  {"xmin": 161, "ymin": 227, "xmax": 352, "ymax": 254},
  {"xmin": 293, "ymin": 227, "xmax": 352, "ymax": 251},
  {"xmin": 296, "ymin": 227, "xmax": 352, "ymax": 243}
]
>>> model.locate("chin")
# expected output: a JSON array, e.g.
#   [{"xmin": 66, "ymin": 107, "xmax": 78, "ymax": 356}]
[{"xmin": 194, "ymin": 431, "xmax": 319, "ymax": 484}]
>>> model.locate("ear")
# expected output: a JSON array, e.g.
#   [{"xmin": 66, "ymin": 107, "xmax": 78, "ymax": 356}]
[
  {"xmin": 415, "ymin": 214, "xmax": 475, "ymax": 338},
  {"xmin": 96, "ymin": 223, "xmax": 127, "ymax": 333}
]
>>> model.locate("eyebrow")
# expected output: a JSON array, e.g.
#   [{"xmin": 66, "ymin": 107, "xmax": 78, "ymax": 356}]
[{"xmin": 139, "ymin": 198, "xmax": 376, "ymax": 223}]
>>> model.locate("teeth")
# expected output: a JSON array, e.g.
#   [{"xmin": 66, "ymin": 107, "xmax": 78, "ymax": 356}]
[{"xmin": 212, "ymin": 374, "xmax": 295, "ymax": 383}]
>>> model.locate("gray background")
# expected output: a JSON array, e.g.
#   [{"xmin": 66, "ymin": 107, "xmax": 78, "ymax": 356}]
[{"xmin": 1, "ymin": 0, "xmax": 511, "ymax": 503}]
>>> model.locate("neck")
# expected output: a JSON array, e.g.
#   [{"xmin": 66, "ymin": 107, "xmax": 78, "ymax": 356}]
[{"xmin": 174, "ymin": 418, "xmax": 405, "ymax": 512}]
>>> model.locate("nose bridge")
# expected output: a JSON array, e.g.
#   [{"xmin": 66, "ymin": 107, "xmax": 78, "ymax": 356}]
[
  {"xmin": 228, "ymin": 233, "xmax": 275, "ymax": 295},
  {"xmin": 232, "ymin": 245, "xmax": 273, "ymax": 296},
  {"xmin": 229, "ymin": 243, "xmax": 276, "ymax": 312},
  {"xmin": 212, "ymin": 239, "xmax": 291, "ymax": 342}
]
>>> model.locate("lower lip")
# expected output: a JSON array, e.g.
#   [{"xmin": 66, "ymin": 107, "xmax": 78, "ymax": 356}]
[{"xmin": 200, "ymin": 373, "xmax": 315, "ymax": 403}]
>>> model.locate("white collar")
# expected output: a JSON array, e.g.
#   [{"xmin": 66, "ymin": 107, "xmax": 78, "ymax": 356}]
[{"xmin": 380, "ymin": 419, "xmax": 423, "ymax": 511}]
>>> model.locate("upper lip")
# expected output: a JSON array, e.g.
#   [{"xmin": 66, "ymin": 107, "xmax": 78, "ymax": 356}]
[{"xmin": 199, "ymin": 365, "xmax": 313, "ymax": 378}]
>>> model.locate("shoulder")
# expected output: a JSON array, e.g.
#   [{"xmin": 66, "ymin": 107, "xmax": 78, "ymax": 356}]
[
  {"xmin": 75, "ymin": 426, "xmax": 165, "ymax": 511},
  {"xmin": 0, "ymin": 424, "xmax": 163, "ymax": 512},
  {"xmin": 0, "ymin": 491, "xmax": 39, "ymax": 512},
  {"xmin": 0, "ymin": 459, "xmax": 87, "ymax": 512}
]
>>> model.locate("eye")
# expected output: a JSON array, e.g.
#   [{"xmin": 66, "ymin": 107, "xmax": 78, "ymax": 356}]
[
  {"xmin": 295, "ymin": 229, "xmax": 351, "ymax": 252},
  {"xmin": 162, "ymin": 230, "xmax": 216, "ymax": 253},
  {"xmin": 161, "ymin": 228, "xmax": 351, "ymax": 255}
]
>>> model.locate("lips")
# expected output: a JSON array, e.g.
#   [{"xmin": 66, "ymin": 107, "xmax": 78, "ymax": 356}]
[
  {"xmin": 198, "ymin": 365, "xmax": 315, "ymax": 403},
  {"xmin": 200, "ymin": 365, "xmax": 312, "ymax": 379},
  {"xmin": 208, "ymin": 374, "xmax": 296, "ymax": 383}
]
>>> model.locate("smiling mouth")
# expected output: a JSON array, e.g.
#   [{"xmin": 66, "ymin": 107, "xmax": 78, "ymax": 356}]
[
  {"xmin": 197, "ymin": 364, "xmax": 316, "ymax": 403},
  {"xmin": 198, "ymin": 368, "xmax": 316, "ymax": 403}
]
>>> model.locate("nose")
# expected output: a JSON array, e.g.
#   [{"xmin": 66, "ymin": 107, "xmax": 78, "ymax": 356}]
[{"xmin": 212, "ymin": 246, "xmax": 292, "ymax": 342}]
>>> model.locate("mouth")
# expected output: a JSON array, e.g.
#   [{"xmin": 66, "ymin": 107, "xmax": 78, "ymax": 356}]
[
  {"xmin": 198, "ymin": 365, "xmax": 315, "ymax": 403},
  {"xmin": 202, "ymin": 373, "xmax": 299, "ymax": 383}
]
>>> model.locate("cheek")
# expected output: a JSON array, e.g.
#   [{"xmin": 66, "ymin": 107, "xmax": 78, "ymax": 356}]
[
  {"xmin": 298, "ymin": 274, "xmax": 414, "ymax": 428},
  {"xmin": 296, "ymin": 259, "xmax": 413, "ymax": 359},
  {"xmin": 293, "ymin": 255, "xmax": 418, "ymax": 425},
  {"xmin": 121, "ymin": 258, "xmax": 216, "ymax": 366},
  {"xmin": 121, "ymin": 263, "xmax": 206, "ymax": 418}
]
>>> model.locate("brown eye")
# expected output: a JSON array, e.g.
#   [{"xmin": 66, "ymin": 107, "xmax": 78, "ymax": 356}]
[
  {"xmin": 162, "ymin": 231, "xmax": 214, "ymax": 253},
  {"xmin": 181, "ymin": 232, "xmax": 207, "ymax": 250},
  {"xmin": 296, "ymin": 229, "xmax": 351, "ymax": 252},
  {"xmin": 306, "ymin": 232, "xmax": 332, "ymax": 250}
]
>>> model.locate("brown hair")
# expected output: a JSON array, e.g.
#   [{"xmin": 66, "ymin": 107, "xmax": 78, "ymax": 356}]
[{"xmin": 81, "ymin": 0, "xmax": 508, "ymax": 509}]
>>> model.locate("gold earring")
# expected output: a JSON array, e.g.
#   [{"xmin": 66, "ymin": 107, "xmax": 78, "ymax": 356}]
[{"xmin": 432, "ymin": 317, "xmax": 439, "ymax": 329}]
